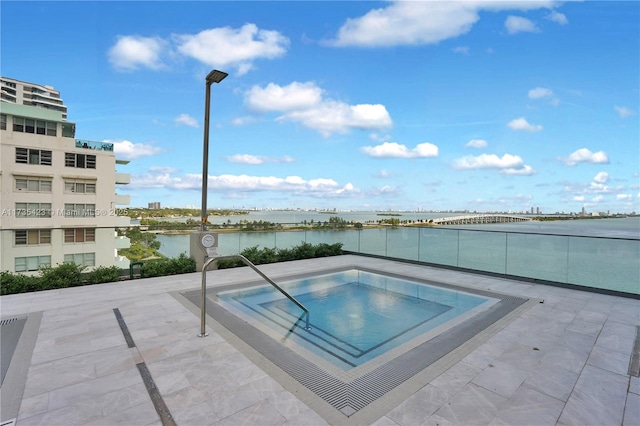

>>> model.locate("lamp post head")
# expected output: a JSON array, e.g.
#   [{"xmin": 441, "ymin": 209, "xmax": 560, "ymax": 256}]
[{"xmin": 206, "ymin": 69, "xmax": 228, "ymax": 85}]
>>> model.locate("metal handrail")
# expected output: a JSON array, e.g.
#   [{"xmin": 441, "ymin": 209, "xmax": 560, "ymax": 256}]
[{"xmin": 198, "ymin": 254, "xmax": 311, "ymax": 337}]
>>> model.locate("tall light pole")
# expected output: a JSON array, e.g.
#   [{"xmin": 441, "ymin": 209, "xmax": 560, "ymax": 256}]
[{"xmin": 200, "ymin": 69, "xmax": 228, "ymax": 231}]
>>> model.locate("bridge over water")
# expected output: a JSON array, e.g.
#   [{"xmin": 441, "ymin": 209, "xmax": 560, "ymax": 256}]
[{"xmin": 432, "ymin": 214, "xmax": 532, "ymax": 225}]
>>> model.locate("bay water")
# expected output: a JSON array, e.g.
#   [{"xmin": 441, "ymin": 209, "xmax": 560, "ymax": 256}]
[{"xmin": 155, "ymin": 213, "xmax": 639, "ymax": 295}]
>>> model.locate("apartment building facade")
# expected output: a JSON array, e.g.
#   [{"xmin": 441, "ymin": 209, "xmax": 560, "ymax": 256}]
[{"xmin": 0, "ymin": 77, "xmax": 131, "ymax": 274}]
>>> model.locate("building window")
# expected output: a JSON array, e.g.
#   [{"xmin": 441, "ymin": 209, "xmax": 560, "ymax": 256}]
[
  {"xmin": 15, "ymin": 229, "xmax": 51, "ymax": 245},
  {"xmin": 10, "ymin": 115, "xmax": 59, "ymax": 137},
  {"xmin": 46, "ymin": 121, "xmax": 56, "ymax": 136},
  {"xmin": 15, "ymin": 255, "xmax": 51, "ymax": 272},
  {"xmin": 65, "ymin": 153, "xmax": 96, "ymax": 169},
  {"xmin": 62, "ymin": 122, "xmax": 75, "ymax": 138},
  {"xmin": 15, "ymin": 177, "xmax": 52, "ymax": 192},
  {"xmin": 15, "ymin": 148, "xmax": 52, "ymax": 166},
  {"xmin": 64, "ymin": 228, "xmax": 96, "ymax": 243},
  {"xmin": 64, "ymin": 179, "xmax": 96, "ymax": 194},
  {"xmin": 64, "ymin": 252, "xmax": 95, "ymax": 268},
  {"xmin": 15, "ymin": 202, "xmax": 52, "ymax": 218},
  {"xmin": 63, "ymin": 203, "xmax": 95, "ymax": 217},
  {"xmin": 13, "ymin": 116, "xmax": 24, "ymax": 132},
  {"xmin": 1, "ymin": 114, "xmax": 6, "ymax": 130}
]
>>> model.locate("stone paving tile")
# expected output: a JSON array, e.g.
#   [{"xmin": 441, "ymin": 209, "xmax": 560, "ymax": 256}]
[
  {"xmin": 558, "ymin": 364, "xmax": 628, "ymax": 426},
  {"xmin": 46, "ymin": 368, "xmax": 143, "ymax": 411},
  {"xmin": 461, "ymin": 341, "xmax": 504, "ymax": 369},
  {"xmin": 385, "ymin": 384, "xmax": 452, "ymax": 425},
  {"xmin": 595, "ymin": 319, "xmax": 637, "ymax": 355},
  {"xmin": 522, "ymin": 365, "xmax": 580, "ymax": 402},
  {"xmin": 624, "ymin": 391, "xmax": 640, "ymax": 426},
  {"xmin": 586, "ymin": 345, "xmax": 632, "ymax": 376},
  {"xmin": 433, "ymin": 383, "xmax": 507, "ymax": 425},
  {"xmin": 430, "ymin": 361, "xmax": 481, "ymax": 396},
  {"xmin": 492, "ymin": 386, "xmax": 564, "ymax": 426},
  {"xmin": 471, "ymin": 360, "xmax": 530, "ymax": 399},
  {"xmin": 214, "ymin": 399, "xmax": 286, "ymax": 426}
]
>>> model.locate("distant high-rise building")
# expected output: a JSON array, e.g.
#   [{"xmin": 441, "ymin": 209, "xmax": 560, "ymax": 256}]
[
  {"xmin": 1, "ymin": 77, "xmax": 131, "ymax": 274},
  {"xmin": 1, "ymin": 77, "xmax": 68, "ymax": 121},
  {"xmin": 148, "ymin": 202, "xmax": 161, "ymax": 209},
  {"xmin": 536, "ymin": 207, "xmax": 541, "ymax": 215}
]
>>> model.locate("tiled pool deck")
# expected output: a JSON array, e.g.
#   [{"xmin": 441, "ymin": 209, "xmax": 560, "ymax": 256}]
[{"xmin": 1, "ymin": 255, "xmax": 638, "ymax": 425}]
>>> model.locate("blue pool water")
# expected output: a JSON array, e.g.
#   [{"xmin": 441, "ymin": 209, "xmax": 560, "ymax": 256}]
[{"xmin": 217, "ymin": 269, "xmax": 496, "ymax": 369}]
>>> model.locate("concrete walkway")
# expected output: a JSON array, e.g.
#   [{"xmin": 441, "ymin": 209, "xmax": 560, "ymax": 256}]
[{"xmin": 1, "ymin": 255, "xmax": 638, "ymax": 425}]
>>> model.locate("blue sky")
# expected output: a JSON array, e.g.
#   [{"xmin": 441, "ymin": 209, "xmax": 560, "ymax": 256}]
[{"xmin": 2, "ymin": 1, "xmax": 638, "ymax": 213}]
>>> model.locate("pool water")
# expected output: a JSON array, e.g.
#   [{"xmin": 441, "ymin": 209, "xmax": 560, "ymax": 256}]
[{"xmin": 217, "ymin": 269, "xmax": 497, "ymax": 369}]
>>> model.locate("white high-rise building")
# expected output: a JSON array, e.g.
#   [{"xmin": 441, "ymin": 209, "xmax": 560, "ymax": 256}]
[
  {"xmin": 1, "ymin": 77, "xmax": 68, "ymax": 120},
  {"xmin": 0, "ymin": 77, "xmax": 130, "ymax": 274}
]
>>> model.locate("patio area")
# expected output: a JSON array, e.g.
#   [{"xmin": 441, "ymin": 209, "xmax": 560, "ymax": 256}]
[{"xmin": 1, "ymin": 255, "xmax": 638, "ymax": 425}]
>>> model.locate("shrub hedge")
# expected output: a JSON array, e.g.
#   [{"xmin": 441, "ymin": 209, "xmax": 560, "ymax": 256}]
[
  {"xmin": 1, "ymin": 242, "xmax": 343, "ymax": 295},
  {"xmin": 216, "ymin": 242, "xmax": 343, "ymax": 269}
]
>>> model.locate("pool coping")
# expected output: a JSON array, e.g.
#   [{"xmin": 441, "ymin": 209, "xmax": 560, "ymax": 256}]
[{"xmin": 174, "ymin": 264, "xmax": 536, "ymax": 424}]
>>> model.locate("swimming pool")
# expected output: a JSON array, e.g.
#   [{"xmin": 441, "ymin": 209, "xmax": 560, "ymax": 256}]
[
  {"xmin": 216, "ymin": 269, "xmax": 497, "ymax": 369},
  {"xmin": 180, "ymin": 265, "xmax": 530, "ymax": 419}
]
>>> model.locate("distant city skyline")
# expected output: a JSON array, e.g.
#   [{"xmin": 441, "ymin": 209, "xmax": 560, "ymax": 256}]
[{"xmin": 2, "ymin": 1, "xmax": 638, "ymax": 213}]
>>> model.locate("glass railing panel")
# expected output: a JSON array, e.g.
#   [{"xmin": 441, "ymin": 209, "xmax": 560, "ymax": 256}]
[
  {"xmin": 418, "ymin": 228, "xmax": 459, "ymax": 267},
  {"xmin": 567, "ymin": 237, "xmax": 640, "ymax": 295},
  {"xmin": 275, "ymin": 230, "xmax": 307, "ymax": 250},
  {"xmin": 304, "ymin": 230, "xmax": 360, "ymax": 251},
  {"xmin": 458, "ymin": 230, "xmax": 507, "ymax": 274},
  {"xmin": 386, "ymin": 228, "xmax": 419, "ymax": 261},
  {"xmin": 238, "ymin": 232, "xmax": 276, "ymax": 252},
  {"xmin": 358, "ymin": 228, "xmax": 388, "ymax": 256},
  {"xmin": 506, "ymin": 233, "xmax": 569, "ymax": 283},
  {"xmin": 218, "ymin": 232, "xmax": 240, "ymax": 255}
]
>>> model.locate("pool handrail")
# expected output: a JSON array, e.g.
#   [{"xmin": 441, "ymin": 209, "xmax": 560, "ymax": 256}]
[{"xmin": 198, "ymin": 254, "xmax": 311, "ymax": 337}]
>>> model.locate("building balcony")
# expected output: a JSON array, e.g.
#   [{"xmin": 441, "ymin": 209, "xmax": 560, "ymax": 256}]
[
  {"xmin": 114, "ymin": 255, "xmax": 130, "ymax": 269},
  {"xmin": 115, "ymin": 194, "xmax": 130, "ymax": 205},
  {"xmin": 75, "ymin": 139, "xmax": 114, "ymax": 151},
  {"xmin": 115, "ymin": 173, "xmax": 130, "ymax": 185},
  {"xmin": 115, "ymin": 235, "xmax": 130, "ymax": 249}
]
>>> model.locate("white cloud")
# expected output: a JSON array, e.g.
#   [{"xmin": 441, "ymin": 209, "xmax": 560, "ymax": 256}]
[
  {"xmin": 593, "ymin": 171, "xmax": 609, "ymax": 184},
  {"xmin": 129, "ymin": 168, "xmax": 361, "ymax": 198},
  {"xmin": 173, "ymin": 24, "xmax": 289, "ymax": 75},
  {"xmin": 453, "ymin": 46, "xmax": 470, "ymax": 55},
  {"xmin": 245, "ymin": 82, "xmax": 392, "ymax": 136},
  {"xmin": 111, "ymin": 139, "xmax": 164, "ymax": 159},
  {"xmin": 361, "ymin": 142, "xmax": 438, "ymax": 158},
  {"xmin": 573, "ymin": 196, "xmax": 585, "ymax": 202},
  {"xmin": 226, "ymin": 154, "xmax": 294, "ymax": 165},
  {"xmin": 528, "ymin": 87, "xmax": 554, "ymax": 99},
  {"xmin": 617, "ymin": 194, "xmax": 632, "ymax": 201},
  {"xmin": 562, "ymin": 148, "xmax": 609, "ymax": 166},
  {"xmin": 108, "ymin": 24, "xmax": 288, "ymax": 75},
  {"xmin": 329, "ymin": 1, "xmax": 554, "ymax": 47},
  {"xmin": 108, "ymin": 36, "xmax": 167, "ymax": 71},
  {"xmin": 452, "ymin": 153, "xmax": 535, "ymax": 175},
  {"xmin": 505, "ymin": 16, "xmax": 539, "ymax": 34},
  {"xmin": 375, "ymin": 169, "xmax": 391, "ymax": 178},
  {"xmin": 246, "ymin": 82, "xmax": 323, "ymax": 112},
  {"xmin": 614, "ymin": 105, "xmax": 636, "ymax": 118},
  {"xmin": 547, "ymin": 11, "xmax": 568, "ymax": 25},
  {"xmin": 465, "ymin": 139, "xmax": 488, "ymax": 149},
  {"xmin": 508, "ymin": 117, "xmax": 543, "ymax": 132},
  {"xmin": 174, "ymin": 114, "xmax": 198, "ymax": 128}
]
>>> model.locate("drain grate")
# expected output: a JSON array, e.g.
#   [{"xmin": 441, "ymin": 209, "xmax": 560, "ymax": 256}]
[
  {"xmin": 185, "ymin": 286, "xmax": 526, "ymax": 417},
  {"xmin": 629, "ymin": 325, "xmax": 640, "ymax": 377},
  {"xmin": 1, "ymin": 317, "xmax": 27, "ymax": 386}
]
